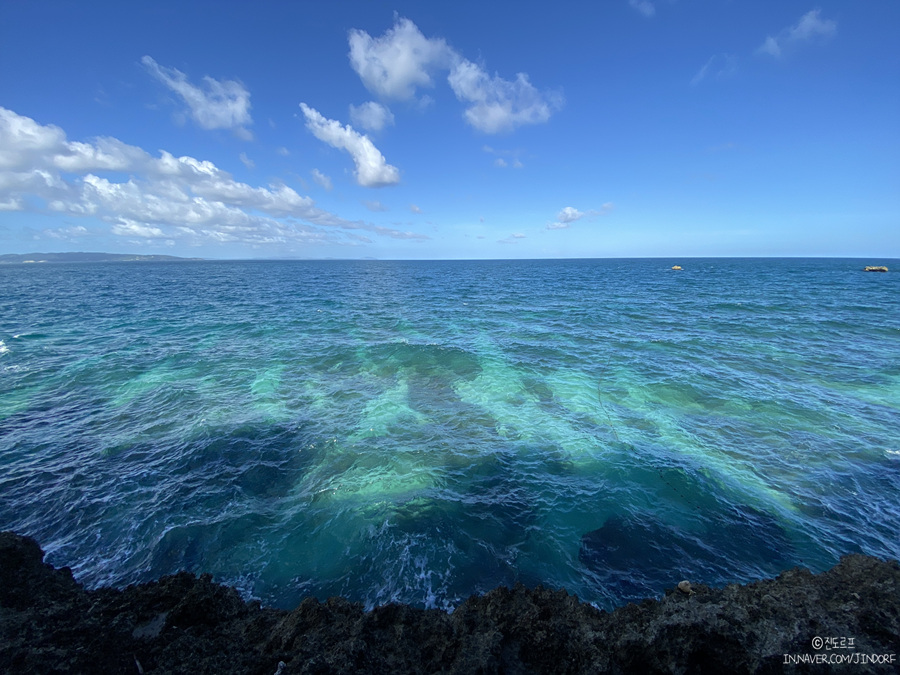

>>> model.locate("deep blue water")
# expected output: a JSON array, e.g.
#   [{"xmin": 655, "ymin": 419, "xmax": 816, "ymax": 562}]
[{"xmin": 1, "ymin": 258, "xmax": 898, "ymax": 610}]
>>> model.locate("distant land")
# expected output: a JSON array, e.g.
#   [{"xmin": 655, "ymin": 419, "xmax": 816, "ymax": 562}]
[{"xmin": 0, "ymin": 252, "xmax": 204, "ymax": 264}]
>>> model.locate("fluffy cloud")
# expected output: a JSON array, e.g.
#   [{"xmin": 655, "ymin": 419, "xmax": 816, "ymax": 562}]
[
  {"xmin": 348, "ymin": 18, "xmax": 452, "ymax": 100},
  {"xmin": 557, "ymin": 207, "xmax": 585, "ymax": 223},
  {"xmin": 0, "ymin": 106, "xmax": 425, "ymax": 247},
  {"xmin": 239, "ymin": 152, "xmax": 255, "ymax": 169},
  {"xmin": 409, "ymin": 204, "xmax": 422, "ymax": 214},
  {"xmin": 349, "ymin": 101, "xmax": 395, "ymax": 132},
  {"xmin": 311, "ymin": 169, "xmax": 332, "ymax": 190},
  {"xmin": 547, "ymin": 204, "xmax": 612, "ymax": 230},
  {"xmin": 448, "ymin": 59, "xmax": 563, "ymax": 134},
  {"xmin": 348, "ymin": 17, "xmax": 562, "ymax": 134},
  {"xmin": 757, "ymin": 10, "xmax": 837, "ymax": 58},
  {"xmin": 142, "ymin": 56, "xmax": 253, "ymax": 139},
  {"xmin": 629, "ymin": 0, "xmax": 655, "ymax": 18},
  {"xmin": 299, "ymin": 103, "xmax": 400, "ymax": 188},
  {"xmin": 0, "ymin": 109, "xmax": 147, "ymax": 175}
]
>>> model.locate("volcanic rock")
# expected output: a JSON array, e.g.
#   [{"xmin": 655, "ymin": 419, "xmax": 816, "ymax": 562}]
[{"xmin": 1, "ymin": 531, "xmax": 898, "ymax": 674}]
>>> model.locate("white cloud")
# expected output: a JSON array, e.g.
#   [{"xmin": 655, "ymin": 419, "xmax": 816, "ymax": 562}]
[
  {"xmin": 757, "ymin": 37, "xmax": 782, "ymax": 59},
  {"xmin": 498, "ymin": 232, "xmax": 526, "ymax": 244},
  {"xmin": 0, "ymin": 107, "xmax": 67, "ymax": 170},
  {"xmin": 557, "ymin": 206, "xmax": 584, "ymax": 223},
  {"xmin": 111, "ymin": 219, "xmax": 165, "ymax": 238},
  {"xmin": 448, "ymin": 59, "xmax": 563, "ymax": 134},
  {"xmin": 277, "ymin": 146, "xmax": 290, "ymax": 157},
  {"xmin": 0, "ymin": 109, "xmax": 150, "ymax": 176},
  {"xmin": 790, "ymin": 10, "xmax": 838, "ymax": 41},
  {"xmin": 0, "ymin": 106, "xmax": 426, "ymax": 248},
  {"xmin": 629, "ymin": 0, "xmax": 655, "ymax": 18},
  {"xmin": 239, "ymin": 152, "xmax": 254, "ymax": 169},
  {"xmin": 484, "ymin": 145, "xmax": 525, "ymax": 168},
  {"xmin": 349, "ymin": 101, "xmax": 395, "ymax": 132},
  {"xmin": 364, "ymin": 199, "xmax": 389, "ymax": 212},
  {"xmin": 42, "ymin": 224, "xmax": 89, "ymax": 240},
  {"xmin": 348, "ymin": 17, "xmax": 452, "ymax": 100},
  {"xmin": 348, "ymin": 17, "xmax": 562, "ymax": 134},
  {"xmin": 757, "ymin": 10, "xmax": 837, "ymax": 58},
  {"xmin": 299, "ymin": 103, "xmax": 400, "ymax": 188},
  {"xmin": 311, "ymin": 169, "xmax": 332, "ymax": 190},
  {"xmin": 142, "ymin": 56, "xmax": 253, "ymax": 138},
  {"xmin": 410, "ymin": 204, "xmax": 422, "ymax": 214},
  {"xmin": 691, "ymin": 54, "xmax": 738, "ymax": 86},
  {"xmin": 547, "ymin": 205, "xmax": 612, "ymax": 230}
]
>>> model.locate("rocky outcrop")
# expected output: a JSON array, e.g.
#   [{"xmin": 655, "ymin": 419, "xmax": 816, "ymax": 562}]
[
  {"xmin": 864, "ymin": 266, "xmax": 889, "ymax": 272},
  {"xmin": 1, "ymin": 531, "xmax": 898, "ymax": 674}
]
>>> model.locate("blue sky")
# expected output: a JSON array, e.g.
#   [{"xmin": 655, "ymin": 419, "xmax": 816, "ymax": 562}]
[{"xmin": 1, "ymin": 1, "xmax": 897, "ymax": 259}]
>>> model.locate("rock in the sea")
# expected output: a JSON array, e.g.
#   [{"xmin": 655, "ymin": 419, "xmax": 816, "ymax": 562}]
[
  {"xmin": 1, "ymin": 531, "xmax": 899, "ymax": 674},
  {"xmin": 864, "ymin": 266, "xmax": 889, "ymax": 272},
  {"xmin": 672, "ymin": 265, "xmax": 682, "ymax": 270}
]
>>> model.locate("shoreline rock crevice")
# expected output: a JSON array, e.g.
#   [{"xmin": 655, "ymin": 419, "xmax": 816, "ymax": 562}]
[{"xmin": 1, "ymin": 531, "xmax": 898, "ymax": 673}]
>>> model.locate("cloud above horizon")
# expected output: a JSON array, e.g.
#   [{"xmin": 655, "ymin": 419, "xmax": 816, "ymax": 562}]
[
  {"xmin": 349, "ymin": 101, "xmax": 396, "ymax": 132},
  {"xmin": 142, "ymin": 56, "xmax": 253, "ymax": 140},
  {"xmin": 347, "ymin": 17, "xmax": 563, "ymax": 134},
  {"xmin": 348, "ymin": 18, "xmax": 452, "ymax": 101},
  {"xmin": 757, "ymin": 10, "xmax": 837, "ymax": 58},
  {"xmin": 0, "ymin": 106, "xmax": 425, "ymax": 248},
  {"xmin": 547, "ymin": 204, "xmax": 613, "ymax": 229},
  {"xmin": 299, "ymin": 103, "xmax": 401, "ymax": 188},
  {"xmin": 448, "ymin": 59, "xmax": 563, "ymax": 134}
]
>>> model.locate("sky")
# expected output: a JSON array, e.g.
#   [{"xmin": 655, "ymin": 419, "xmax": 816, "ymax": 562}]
[{"xmin": 0, "ymin": 1, "xmax": 898, "ymax": 260}]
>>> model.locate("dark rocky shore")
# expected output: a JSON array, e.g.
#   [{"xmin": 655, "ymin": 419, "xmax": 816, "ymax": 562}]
[{"xmin": 2, "ymin": 532, "xmax": 898, "ymax": 674}]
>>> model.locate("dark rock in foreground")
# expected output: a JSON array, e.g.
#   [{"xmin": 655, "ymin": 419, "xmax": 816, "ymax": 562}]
[{"xmin": 1, "ymin": 532, "xmax": 898, "ymax": 674}]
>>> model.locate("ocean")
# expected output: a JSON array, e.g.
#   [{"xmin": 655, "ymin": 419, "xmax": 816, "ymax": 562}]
[{"xmin": 1, "ymin": 258, "xmax": 898, "ymax": 611}]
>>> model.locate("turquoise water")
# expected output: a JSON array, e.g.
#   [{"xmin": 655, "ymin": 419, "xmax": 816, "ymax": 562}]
[{"xmin": 1, "ymin": 258, "xmax": 898, "ymax": 610}]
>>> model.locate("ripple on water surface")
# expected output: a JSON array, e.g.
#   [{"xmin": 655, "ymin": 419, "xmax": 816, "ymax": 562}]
[{"xmin": 0, "ymin": 258, "xmax": 898, "ymax": 610}]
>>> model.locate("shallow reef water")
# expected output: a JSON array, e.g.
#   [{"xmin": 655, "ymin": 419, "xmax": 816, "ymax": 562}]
[{"xmin": 0, "ymin": 257, "xmax": 898, "ymax": 610}]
